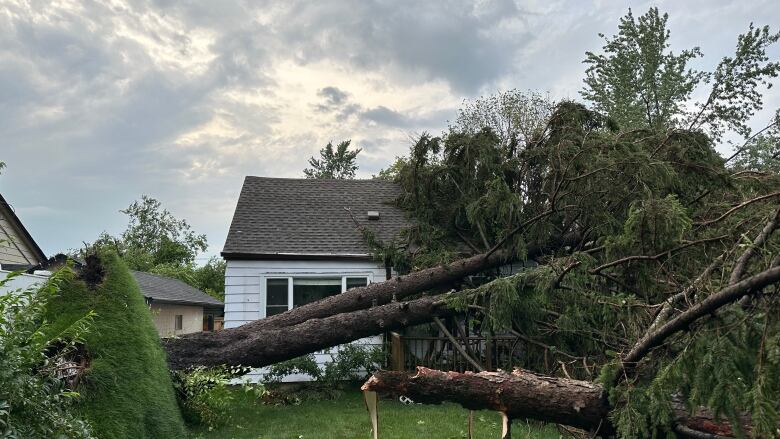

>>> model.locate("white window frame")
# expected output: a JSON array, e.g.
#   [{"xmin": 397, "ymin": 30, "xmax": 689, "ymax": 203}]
[{"xmin": 260, "ymin": 273, "xmax": 373, "ymax": 319}]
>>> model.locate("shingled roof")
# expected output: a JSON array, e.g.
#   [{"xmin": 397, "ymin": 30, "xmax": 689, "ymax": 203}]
[
  {"xmin": 222, "ymin": 177, "xmax": 409, "ymax": 259},
  {"xmin": 131, "ymin": 271, "xmax": 223, "ymax": 307}
]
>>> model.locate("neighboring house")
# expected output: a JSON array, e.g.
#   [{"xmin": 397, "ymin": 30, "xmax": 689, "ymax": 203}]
[
  {"xmin": 222, "ymin": 177, "xmax": 408, "ymax": 380},
  {"xmin": 1, "ymin": 192, "xmax": 50, "ymax": 295},
  {"xmin": 0, "ymin": 193, "xmax": 47, "ymax": 270},
  {"xmin": 132, "ymin": 271, "xmax": 224, "ymax": 337}
]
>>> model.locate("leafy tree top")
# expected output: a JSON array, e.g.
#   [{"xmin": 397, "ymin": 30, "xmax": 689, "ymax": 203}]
[
  {"xmin": 582, "ymin": 7, "xmax": 780, "ymax": 142},
  {"xmin": 89, "ymin": 196, "xmax": 207, "ymax": 271},
  {"xmin": 303, "ymin": 140, "xmax": 362, "ymax": 179}
]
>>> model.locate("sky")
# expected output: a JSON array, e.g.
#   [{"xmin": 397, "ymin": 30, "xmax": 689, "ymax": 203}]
[{"xmin": 1, "ymin": 0, "xmax": 779, "ymax": 261}]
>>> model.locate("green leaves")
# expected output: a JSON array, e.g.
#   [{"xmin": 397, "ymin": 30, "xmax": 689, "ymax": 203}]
[
  {"xmin": 582, "ymin": 8, "xmax": 780, "ymax": 144},
  {"xmin": 609, "ymin": 195, "xmax": 692, "ymax": 257},
  {"xmin": 0, "ymin": 269, "xmax": 95, "ymax": 438},
  {"xmin": 303, "ymin": 140, "xmax": 362, "ymax": 179},
  {"xmin": 582, "ymin": 8, "xmax": 705, "ymax": 130}
]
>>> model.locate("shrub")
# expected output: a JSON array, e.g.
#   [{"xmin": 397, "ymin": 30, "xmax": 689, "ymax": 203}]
[
  {"xmin": 0, "ymin": 269, "xmax": 94, "ymax": 438},
  {"xmin": 173, "ymin": 365, "xmax": 263, "ymax": 430},
  {"xmin": 266, "ymin": 344, "xmax": 384, "ymax": 387},
  {"xmin": 44, "ymin": 252, "xmax": 187, "ymax": 438}
]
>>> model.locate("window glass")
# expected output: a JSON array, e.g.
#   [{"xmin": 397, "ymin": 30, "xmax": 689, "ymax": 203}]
[
  {"xmin": 175, "ymin": 314, "xmax": 183, "ymax": 330},
  {"xmin": 293, "ymin": 277, "xmax": 341, "ymax": 308},
  {"xmin": 266, "ymin": 278, "xmax": 289, "ymax": 316},
  {"xmin": 346, "ymin": 277, "xmax": 369, "ymax": 290}
]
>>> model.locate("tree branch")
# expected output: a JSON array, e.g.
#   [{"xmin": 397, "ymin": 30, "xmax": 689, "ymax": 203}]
[{"xmin": 621, "ymin": 265, "xmax": 780, "ymax": 367}]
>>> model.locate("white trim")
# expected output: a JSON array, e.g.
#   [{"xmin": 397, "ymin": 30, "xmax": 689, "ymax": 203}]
[{"xmin": 260, "ymin": 273, "xmax": 373, "ymax": 319}]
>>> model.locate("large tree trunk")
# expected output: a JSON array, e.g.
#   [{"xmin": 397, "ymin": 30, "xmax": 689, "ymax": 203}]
[
  {"xmin": 163, "ymin": 233, "xmax": 581, "ymax": 368},
  {"xmin": 362, "ymin": 368, "xmax": 752, "ymax": 438},
  {"xmin": 165, "ymin": 294, "xmax": 457, "ymax": 369},
  {"xmin": 245, "ymin": 249, "xmax": 511, "ymax": 332}
]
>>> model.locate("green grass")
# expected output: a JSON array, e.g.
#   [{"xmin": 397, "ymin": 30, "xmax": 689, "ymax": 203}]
[
  {"xmin": 46, "ymin": 253, "xmax": 186, "ymax": 438},
  {"xmin": 190, "ymin": 389, "xmax": 563, "ymax": 439}
]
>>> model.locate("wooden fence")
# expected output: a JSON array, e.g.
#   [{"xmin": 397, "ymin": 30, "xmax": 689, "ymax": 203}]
[{"xmin": 389, "ymin": 332, "xmax": 524, "ymax": 372}]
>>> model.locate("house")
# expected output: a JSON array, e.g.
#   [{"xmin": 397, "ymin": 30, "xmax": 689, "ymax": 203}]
[
  {"xmin": 132, "ymin": 271, "xmax": 224, "ymax": 337},
  {"xmin": 222, "ymin": 177, "xmax": 408, "ymax": 380},
  {"xmin": 1, "ymin": 193, "xmax": 47, "ymax": 270},
  {"xmin": 1, "ymin": 192, "xmax": 50, "ymax": 294}
]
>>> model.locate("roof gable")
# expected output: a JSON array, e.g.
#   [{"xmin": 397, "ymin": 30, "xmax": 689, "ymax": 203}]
[
  {"xmin": 131, "ymin": 271, "xmax": 223, "ymax": 307},
  {"xmin": 0, "ymin": 193, "xmax": 47, "ymax": 267},
  {"xmin": 222, "ymin": 177, "xmax": 409, "ymax": 259}
]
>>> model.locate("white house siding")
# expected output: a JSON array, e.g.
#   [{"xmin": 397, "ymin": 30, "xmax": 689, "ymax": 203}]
[
  {"xmin": 0, "ymin": 209, "xmax": 39, "ymax": 266},
  {"xmin": 149, "ymin": 302, "xmax": 204, "ymax": 337},
  {"xmin": 224, "ymin": 258, "xmax": 390, "ymax": 382},
  {"xmin": 0, "ymin": 270, "xmax": 48, "ymax": 297}
]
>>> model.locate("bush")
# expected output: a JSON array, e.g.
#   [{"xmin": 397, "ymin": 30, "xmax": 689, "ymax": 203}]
[
  {"xmin": 173, "ymin": 365, "xmax": 264, "ymax": 430},
  {"xmin": 44, "ymin": 252, "xmax": 187, "ymax": 438},
  {"xmin": 0, "ymin": 269, "xmax": 94, "ymax": 438},
  {"xmin": 266, "ymin": 344, "xmax": 384, "ymax": 387}
]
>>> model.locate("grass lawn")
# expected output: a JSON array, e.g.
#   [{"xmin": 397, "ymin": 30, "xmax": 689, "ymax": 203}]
[{"xmin": 190, "ymin": 388, "xmax": 563, "ymax": 439}]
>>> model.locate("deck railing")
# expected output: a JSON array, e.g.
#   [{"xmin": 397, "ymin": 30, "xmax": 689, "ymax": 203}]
[{"xmin": 389, "ymin": 332, "xmax": 523, "ymax": 372}]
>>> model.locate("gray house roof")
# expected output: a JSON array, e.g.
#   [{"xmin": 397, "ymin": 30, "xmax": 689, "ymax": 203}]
[
  {"xmin": 131, "ymin": 271, "xmax": 223, "ymax": 307},
  {"xmin": 222, "ymin": 177, "xmax": 409, "ymax": 259}
]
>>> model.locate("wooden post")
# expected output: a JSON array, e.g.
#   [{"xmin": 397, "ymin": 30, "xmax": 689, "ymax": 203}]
[
  {"xmin": 364, "ymin": 390, "xmax": 379, "ymax": 439},
  {"xmin": 485, "ymin": 337, "xmax": 493, "ymax": 371},
  {"xmin": 501, "ymin": 412, "xmax": 512, "ymax": 439},
  {"xmin": 390, "ymin": 332, "xmax": 405, "ymax": 371}
]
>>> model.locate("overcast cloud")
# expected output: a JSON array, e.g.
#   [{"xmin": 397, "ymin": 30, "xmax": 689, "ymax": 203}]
[{"xmin": 1, "ymin": 0, "xmax": 778, "ymax": 259}]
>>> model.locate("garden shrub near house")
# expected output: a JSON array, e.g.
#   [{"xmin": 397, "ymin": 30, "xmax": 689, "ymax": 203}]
[
  {"xmin": 44, "ymin": 252, "xmax": 186, "ymax": 438},
  {"xmin": 0, "ymin": 270, "xmax": 94, "ymax": 438}
]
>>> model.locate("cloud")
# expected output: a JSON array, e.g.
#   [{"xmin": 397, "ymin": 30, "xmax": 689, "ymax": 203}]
[
  {"xmin": 1, "ymin": 0, "xmax": 778, "ymax": 258},
  {"xmin": 361, "ymin": 106, "xmax": 411, "ymax": 128}
]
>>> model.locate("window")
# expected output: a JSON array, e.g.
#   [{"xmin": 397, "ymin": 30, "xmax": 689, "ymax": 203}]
[
  {"xmin": 174, "ymin": 314, "xmax": 183, "ymax": 331},
  {"xmin": 266, "ymin": 278, "xmax": 289, "ymax": 317},
  {"xmin": 346, "ymin": 277, "xmax": 368, "ymax": 290},
  {"xmin": 264, "ymin": 276, "xmax": 370, "ymax": 317},
  {"xmin": 293, "ymin": 277, "xmax": 341, "ymax": 308}
]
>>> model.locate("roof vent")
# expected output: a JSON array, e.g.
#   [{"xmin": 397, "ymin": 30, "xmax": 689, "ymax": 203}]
[{"xmin": 367, "ymin": 211, "xmax": 380, "ymax": 220}]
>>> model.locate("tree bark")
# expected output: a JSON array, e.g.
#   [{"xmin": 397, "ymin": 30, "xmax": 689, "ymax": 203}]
[
  {"xmin": 164, "ymin": 294, "xmax": 458, "ymax": 369},
  {"xmin": 362, "ymin": 367, "xmax": 752, "ymax": 438},
  {"xmin": 163, "ymin": 234, "xmax": 579, "ymax": 369},
  {"xmin": 244, "ymin": 249, "xmax": 511, "ymax": 332},
  {"xmin": 363, "ymin": 367, "xmax": 612, "ymax": 434}
]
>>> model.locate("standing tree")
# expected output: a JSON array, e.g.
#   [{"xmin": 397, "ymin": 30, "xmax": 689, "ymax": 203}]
[
  {"xmin": 303, "ymin": 140, "xmax": 361, "ymax": 179},
  {"xmin": 86, "ymin": 196, "xmax": 223, "ymax": 299},
  {"xmin": 92, "ymin": 195, "xmax": 207, "ymax": 271},
  {"xmin": 451, "ymin": 89, "xmax": 554, "ymax": 155},
  {"xmin": 582, "ymin": 8, "xmax": 780, "ymax": 142}
]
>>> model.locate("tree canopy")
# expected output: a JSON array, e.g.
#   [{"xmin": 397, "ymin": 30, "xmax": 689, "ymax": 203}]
[
  {"xmin": 86, "ymin": 196, "xmax": 224, "ymax": 300},
  {"xmin": 359, "ymin": 10, "xmax": 780, "ymax": 436},
  {"xmin": 303, "ymin": 140, "xmax": 362, "ymax": 179},
  {"xmin": 582, "ymin": 8, "xmax": 780, "ymax": 142}
]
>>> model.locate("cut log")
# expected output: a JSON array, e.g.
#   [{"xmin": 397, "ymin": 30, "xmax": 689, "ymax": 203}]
[
  {"xmin": 164, "ymin": 294, "xmax": 458, "ymax": 369},
  {"xmin": 362, "ymin": 367, "xmax": 612, "ymax": 434},
  {"xmin": 361, "ymin": 367, "xmax": 753, "ymax": 438}
]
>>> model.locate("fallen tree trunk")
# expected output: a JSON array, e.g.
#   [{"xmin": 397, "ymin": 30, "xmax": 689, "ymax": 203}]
[
  {"xmin": 165, "ymin": 294, "xmax": 458, "ymax": 369},
  {"xmin": 243, "ymin": 249, "xmax": 511, "ymax": 332},
  {"xmin": 362, "ymin": 368, "xmax": 752, "ymax": 438}
]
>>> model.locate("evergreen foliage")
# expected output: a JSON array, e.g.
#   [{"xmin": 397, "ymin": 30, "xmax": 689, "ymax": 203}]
[
  {"xmin": 44, "ymin": 252, "xmax": 187, "ymax": 438},
  {"xmin": 373, "ymin": 15, "xmax": 780, "ymax": 430}
]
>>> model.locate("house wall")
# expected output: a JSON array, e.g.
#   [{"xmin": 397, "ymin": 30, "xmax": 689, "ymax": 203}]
[
  {"xmin": 0, "ymin": 269, "xmax": 48, "ymax": 296},
  {"xmin": 149, "ymin": 302, "xmax": 204, "ymax": 337},
  {"xmin": 0, "ymin": 207, "xmax": 41, "ymax": 266},
  {"xmin": 224, "ymin": 258, "xmax": 390, "ymax": 382}
]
